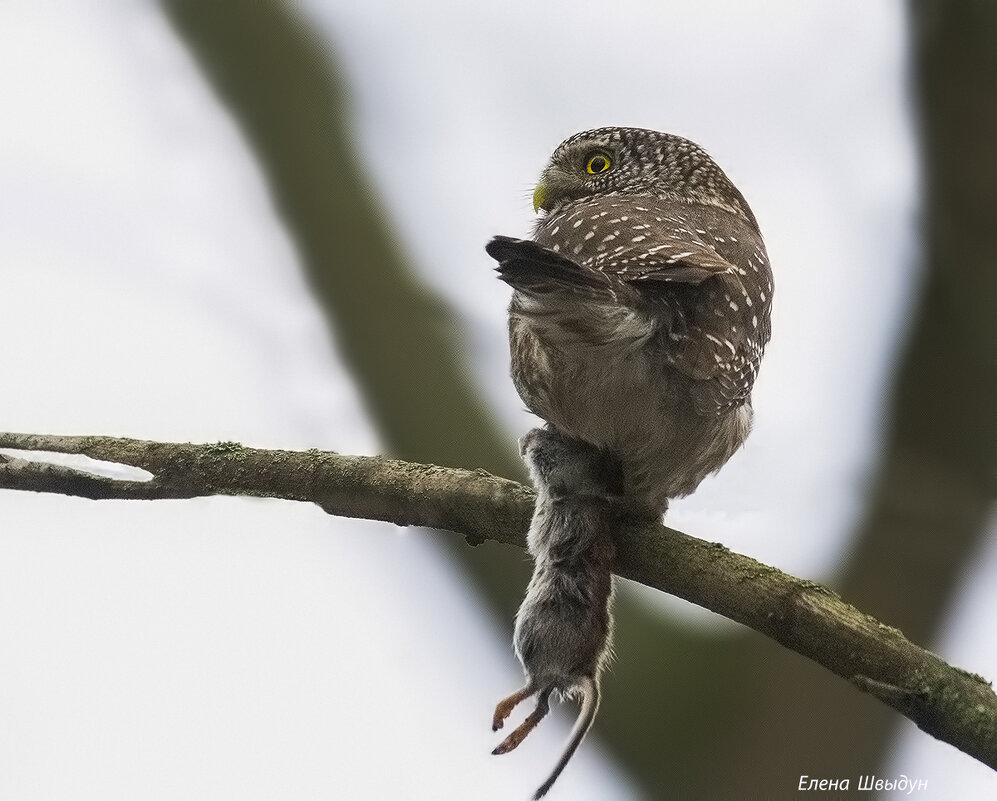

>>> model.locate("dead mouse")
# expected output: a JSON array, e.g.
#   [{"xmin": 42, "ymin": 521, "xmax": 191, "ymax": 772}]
[{"xmin": 493, "ymin": 427, "xmax": 624, "ymax": 799}]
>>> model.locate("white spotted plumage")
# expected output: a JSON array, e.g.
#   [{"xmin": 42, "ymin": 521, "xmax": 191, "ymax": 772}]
[{"xmin": 488, "ymin": 127, "xmax": 773, "ymax": 512}]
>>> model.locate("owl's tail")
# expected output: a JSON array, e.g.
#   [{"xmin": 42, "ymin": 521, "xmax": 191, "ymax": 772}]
[
  {"xmin": 487, "ymin": 236, "xmax": 613, "ymax": 297},
  {"xmin": 533, "ymin": 677, "xmax": 600, "ymax": 800}
]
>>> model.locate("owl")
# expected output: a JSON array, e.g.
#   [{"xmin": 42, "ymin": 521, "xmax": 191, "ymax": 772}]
[{"xmin": 487, "ymin": 127, "xmax": 773, "ymax": 513}]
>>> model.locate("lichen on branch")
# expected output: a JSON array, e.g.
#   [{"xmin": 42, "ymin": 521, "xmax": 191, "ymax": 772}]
[{"xmin": 1, "ymin": 431, "xmax": 994, "ymax": 769}]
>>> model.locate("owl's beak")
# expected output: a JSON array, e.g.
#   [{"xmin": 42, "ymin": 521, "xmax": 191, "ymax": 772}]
[
  {"xmin": 533, "ymin": 166, "xmax": 582, "ymax": 214},
  {"xmin": 532, "ymin": 179, "xmax": 549, "ymax": 214}
]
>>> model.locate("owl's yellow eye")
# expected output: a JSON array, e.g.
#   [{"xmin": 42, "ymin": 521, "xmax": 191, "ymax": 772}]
[{"xmin": 585, "ymin": 153, "xmax": 612, "ymax": 174}]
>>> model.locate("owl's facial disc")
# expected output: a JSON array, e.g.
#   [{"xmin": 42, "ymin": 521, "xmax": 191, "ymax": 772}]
[
  {"xmin": 533, "ymin": 165, "xmax": 583, "ymax": 214},
  {"xmin": 533, "ymin": 139, "xmax": 619, "ymax": 214}
]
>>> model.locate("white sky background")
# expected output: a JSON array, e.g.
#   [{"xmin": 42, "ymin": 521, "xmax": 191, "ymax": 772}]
[{"xmin": 0, "ymin": 1, "xmax": 992, "ymax": 800}]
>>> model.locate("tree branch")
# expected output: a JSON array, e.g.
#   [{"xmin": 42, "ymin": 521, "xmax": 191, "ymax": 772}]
[{"xmin": 1, "ymin": 431, "xmax": 994, "ymax": 769}]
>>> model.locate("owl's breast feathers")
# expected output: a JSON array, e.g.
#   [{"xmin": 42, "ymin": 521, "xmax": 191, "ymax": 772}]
[{"xmin": 487, "ymin": 195, "xmax": 773, "ymax": 415}]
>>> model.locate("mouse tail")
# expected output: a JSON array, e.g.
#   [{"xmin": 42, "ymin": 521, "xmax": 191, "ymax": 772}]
[{"xmin": 532, "ymin": 677, "xmax": 599, "ymax": 800}]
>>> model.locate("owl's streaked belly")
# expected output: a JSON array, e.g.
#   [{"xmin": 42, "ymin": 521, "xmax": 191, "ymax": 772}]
[{"xmin": 510, "ymin": 306, "xmax": 751, "ymax": 513}]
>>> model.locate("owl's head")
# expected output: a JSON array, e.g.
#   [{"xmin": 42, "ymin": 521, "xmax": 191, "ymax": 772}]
[{"xmin": 532, "ymin": 127, "xmax": 753, "ymax": 223}]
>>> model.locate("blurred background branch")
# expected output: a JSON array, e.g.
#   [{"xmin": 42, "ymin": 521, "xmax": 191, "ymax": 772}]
[
  {"xmin": 159, "ymin": 0, "xmax": 535, "ymax": 618},
  {"xmin": 711, "ymin": 2, "xmax": 996, "ymax": 793}
]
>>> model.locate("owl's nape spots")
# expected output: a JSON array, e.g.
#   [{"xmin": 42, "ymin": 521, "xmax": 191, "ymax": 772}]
[{"xmin": 489, "ymin": 126, "xmax": 773, "ymax": 511}]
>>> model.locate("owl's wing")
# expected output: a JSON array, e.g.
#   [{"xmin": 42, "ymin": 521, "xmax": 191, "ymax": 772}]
[
  {"xmin": 488, "ymin": 234, "xmax": 687, "ymax": 352},
  {"xmin": 528, "ymin": 198, "xmax": 770, "ymax": 412},
  {"xmin": 660, "ymin": 269, "xmax": 769, "ymax": 412},
  {"xmin": 531, "ymin": 197, "xmax": 740, "ymax": 281},
  {"xmin": 485, "ymin": 231, "xmax": 729, "ymax": 312},
  {"xmin": 489, "ymin": 197, "xmax": 772, "ymax": 413}
]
